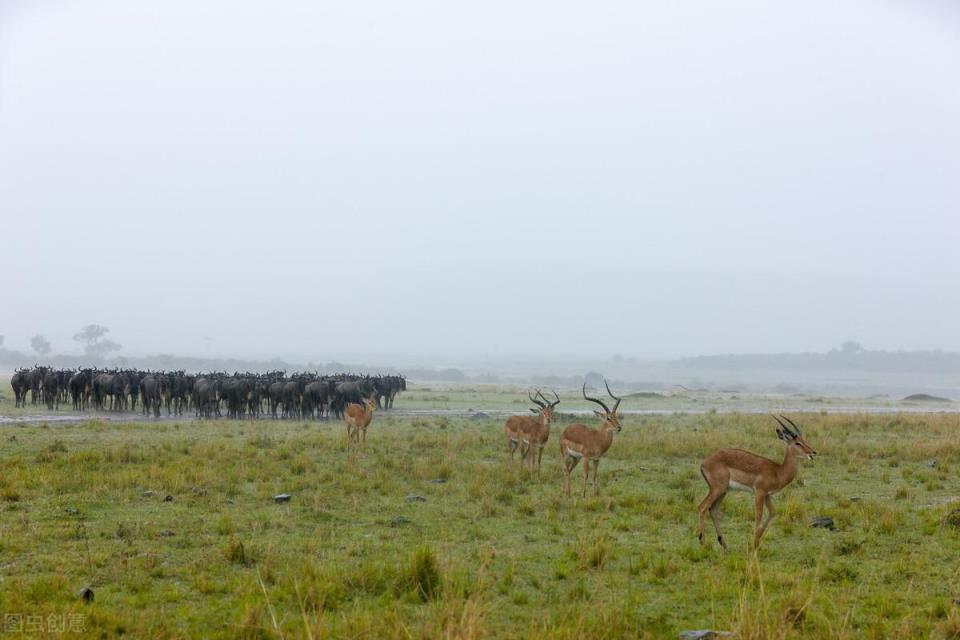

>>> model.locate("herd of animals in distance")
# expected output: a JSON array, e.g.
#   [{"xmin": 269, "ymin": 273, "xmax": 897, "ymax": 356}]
[{"xmin": 8, "ymin": 364, "xmax": 816, "ymax": 550}]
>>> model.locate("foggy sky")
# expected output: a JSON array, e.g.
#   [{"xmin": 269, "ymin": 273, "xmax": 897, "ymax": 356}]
[{"xmin": 1, "ymin": 1, "xmax": 958, "ymax": 363}]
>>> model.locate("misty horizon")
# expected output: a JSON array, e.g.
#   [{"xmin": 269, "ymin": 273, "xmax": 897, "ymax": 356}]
[{"xmin": 2, "ymin": 2, "xmax": 958, "ymax": 362}]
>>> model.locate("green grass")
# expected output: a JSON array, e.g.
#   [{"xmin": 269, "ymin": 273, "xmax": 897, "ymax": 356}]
[{"xmin": 2, "ymin": 380, "xmax": 960, "ymax": 637}]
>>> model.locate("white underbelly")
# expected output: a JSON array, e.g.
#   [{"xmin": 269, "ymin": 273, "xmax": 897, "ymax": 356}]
[{"xmin": 728, "ymin": 480, "xmax": 754, "ymax": 492}]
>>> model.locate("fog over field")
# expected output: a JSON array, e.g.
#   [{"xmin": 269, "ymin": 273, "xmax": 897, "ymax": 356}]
[{"xmin": 1, "ymin": 1, "xmax": 958, "ymax": 364}]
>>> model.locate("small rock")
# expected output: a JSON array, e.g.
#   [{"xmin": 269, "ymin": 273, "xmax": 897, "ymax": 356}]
[
  {"xmin": 64, "ymin": 507, "xmax": 79, "ymax": 515},
  {"xmin": 472, "ymin": 412, "xmax": 490, "ymax": 420},
  {"xmin": 273, "ymin": 494, "xmax": 292, "ymax": 503},
  {"xmin": 77, "ymin": 586, "xmax": 94, "ymax": 602},
  {"xmin": 637, "ymin": 466, "xmax": 651, "ymax": 472},
  {"xmin": 811, "ymin": 516, "xmax": 835, "ymax": 530},
  {"xmin": 390, "ymin": 515, "xmax": 412, "ymax": 526},
  {"xmin": 163, "ymin": 495, "xmax": 174, "ymax": 502},
  {"xmin": 160, "ymin": 529, "xmax": 175, "ymax": 537},
  {"xmin": 191, "ymin": 486, "xmax": 208, "ymax": 496},
  {"xmin": 405, "ymin": 494, "xmax": 427, "ymax": 502},
  {"xmin": 430, "ymin": 478, "xmax": 447, "ymax": 484},
  {"xmin": 679, "ymin": 631, "xmax": 733, "ymax": 640},
  {"xmin": 849, "ymin": 497, "xmax": 861, "ymax": 502},
  {"xmin": 927, "ymin": 459, "xmax": 938, "ymax": 468},
  {"xmin": 143, "ymin": 490, "xmax": 156, "ymax": 497}
]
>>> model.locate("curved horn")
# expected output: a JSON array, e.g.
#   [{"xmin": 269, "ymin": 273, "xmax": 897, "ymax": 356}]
[
  {"xmin": 780, "ymin": 414, "xmax": 802, "ymax": 436},
  {"xmin": 771, "ymin": 414, "xmax": 794, "ymax": 436},
  {"xmin": 528, "ymin": 390, "xmax": 546, "ymax": 409},
  {"xmin": 604, "ymin": 379, "xmax": 622, "ymax": 412},
  {"xmin": 583, "ymin": 382, "xmax": 610, "ymax": 413}
]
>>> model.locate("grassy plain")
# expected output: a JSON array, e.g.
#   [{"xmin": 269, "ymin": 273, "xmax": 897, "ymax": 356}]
[{"xmin": 0, "ymin": 380, "xmax": 959, "ymax": 637}]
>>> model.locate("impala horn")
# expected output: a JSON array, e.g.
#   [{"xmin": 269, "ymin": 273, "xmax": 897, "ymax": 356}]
[
  {"xmin": 583, "ymin": 383, "xmax": 611, "ymax": 414},
  {"xmin": 528, "ymin": 390, "xmax": 546, "ymax": 409},
  {"xmin": 779, "ymin": 414, "xmax": 802, "ymax": 436},
  {"xmin": 604, "ymin": 379, "xmax": 622, "ymax": 412},
  {"xmin": 772, "ymin": 414, "xmax": 797, "ymax": 438},
  {"xmin": 538, "ymin": 389, "xmax": 560, "ymax": 409}
]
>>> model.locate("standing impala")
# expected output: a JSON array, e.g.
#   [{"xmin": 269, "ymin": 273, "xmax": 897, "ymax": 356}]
[
  {"xmin": 504, "ymin": 390, "xmax": 557, "ymax": 465},
  {"xmin": 519, "ymin": 389, "xmax": 560, "ymax": 475},
  {"xmin": 697, "ymin": 415, "xmax": 817, "ymax": 550},
  {"xmin": 344, "ymin": 394, "xmax": 377, "ymax": 446},
  {"xmin": 559, "ymin": 381, "xmax": 622, "ymax": 497}
]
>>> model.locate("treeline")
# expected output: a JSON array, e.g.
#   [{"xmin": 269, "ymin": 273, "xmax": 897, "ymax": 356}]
[{"xmin": 676, "ymin": 342, "xmax": 960, "ymax": 374}]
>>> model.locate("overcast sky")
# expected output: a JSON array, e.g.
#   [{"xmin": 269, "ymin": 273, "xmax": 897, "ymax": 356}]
[{"xmin": 1, "ymin": 1, "xmax": 958, "ymax": 363}]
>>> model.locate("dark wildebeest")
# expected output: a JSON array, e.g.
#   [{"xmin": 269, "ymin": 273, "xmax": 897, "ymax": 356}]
[
  {"xmin": 11, "ymin": 368, "xmax": 29, "ymax": 408},
  {"xmin": 43, "ymin": 369, "xmax": 61, "ymax": 410},
  {"xmin": 139, "ymin": 374, "xmax": 162, "ymax": 417}
]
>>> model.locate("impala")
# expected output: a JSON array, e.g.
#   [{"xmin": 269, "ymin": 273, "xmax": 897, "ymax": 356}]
[
  {"xmin": 518, "ymin": 389, "xmax": 560, "ymax": 474},
  {"xmin": 344, "ymin": 395, "xmax": 377, "ymax": 446},
  {"xmin": 697, "ymin": 415, "xmax": 817, "ymax": 550},
  {"xmin": 504, "ymin": 390, "xmax": 557, "ymax": 464},
  {"xmin": 559, "ymin": 381, "xmax": 622, "ymax": 497}
]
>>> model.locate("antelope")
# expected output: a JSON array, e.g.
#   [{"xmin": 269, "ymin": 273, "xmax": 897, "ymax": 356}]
[
  {"xmin": 518, "ymin": 389, "xmax": 560, "ymax": 474},
  {"xmin": 559, "ymin": 381, "xmax": 622, "ymax": 497},
  {"xmin": 344, "ymin": 395, "xmax": 377, "ymax": 446},
  {"xmin": 697, "ymin": 415, "xmax": 817, "ymax": 550},
  {"xmin": 504, "ymin": 390, "xmax": 557, "ymax": 464}
]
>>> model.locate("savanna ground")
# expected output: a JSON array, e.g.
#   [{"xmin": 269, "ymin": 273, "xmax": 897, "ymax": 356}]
[{"xmin": 1, "ymin": 380, "xmax": 960, "ymax": 638}]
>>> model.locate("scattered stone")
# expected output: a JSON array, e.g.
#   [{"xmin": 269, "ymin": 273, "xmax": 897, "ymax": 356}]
[
  {"xmin": 160, "ymin": 529, "xmax": 175, "ymax": 537},
  {"xmin": 637, "ymin": 466, "xmax": 651, "ymax": 472},
  {"xmin": 849, "ymin": 497, "xmax": 861, "ymax": 502},
  {"xmin": 143, "ymin": 490, "xmax": 156, "ymax": 497},
  {"xmin": 273, "ymin": 494, "xmax": 292, "ymax": 504},
  {"xmin": 927, "ymin": 459, "xmax": 938, "ymax": 468},
  {"xmin": 64, "ymin": 507, "xmax": 80, "ymax": 515},
  {"xmin": 405, "ymin": 494, "xmax": 427, "ymax": 502},
  {"xmin": 678, "ymin": 631, "xmax": 733, "ymax": 640},
  {"xmin": 225, "ymin": 499, "xmax": 235, "ymax": 505},
  {"xmin": 472, "ymin": 412, "xmax": 490, "ymax": 420},
  {"xmin": 163, "ymin": 495, "xmax": 174, "ymax": 502},
  {"xmin": 191, "ymin": 486, "xmax": 208, "ymax": 496},
  {"xmin": 390, "ymin": 515, "xmax": 412, "ymax": 527},
  {"xmin": 811, "ymin": 516, "xmax": 835, "ymax": 530},
  {"xmin": 77, "ymin": 586, "xmax": 94, "ymax": 602},
  {"xmin": 430, "ymin": 478, "xmax": 447, "ymax": 484}
]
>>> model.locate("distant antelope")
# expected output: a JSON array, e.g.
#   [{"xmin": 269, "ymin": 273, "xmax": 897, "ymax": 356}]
[
  {"xmin": 520, "ymin": 390, "xmax": 560, "ymax": 474},
  {"xmin": 698, "ymin": 415, "xmax": 817, "ymax": 550},
  {"xmin": 559, "ymin": 381, "xmax": 622, "ymax": 497},
  {"xmin": 504, "ymin": 390, "xmax": 558, "ymax": 465},
  {"xmin": 344, "ymin": 395, "xmax": 377, "ymax": 446}
]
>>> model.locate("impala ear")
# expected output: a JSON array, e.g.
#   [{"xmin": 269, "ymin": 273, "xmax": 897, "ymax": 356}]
[
  {"xmin": 776, "ymin": 428, "xmax": 786, "ymax": 441},
  {"xmin": 594, "ymin": 410, "xmax": 603, "ymax": 417}
]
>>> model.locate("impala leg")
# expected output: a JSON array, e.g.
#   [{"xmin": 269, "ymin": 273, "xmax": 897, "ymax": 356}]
[
  {"xmin": 508, "ymin": 438, "xmax": 517, "ymax": 460},
  {"xmin": 751, "ymin": 492, "xmax": 767, "ymax": 549},
  {"xmin": 582, "ymin": 457, "xmax": 590, "ymax": 497},
  {"xmin": 563, "ymin": 449, "xmax": 579, "ymax": 496},
  {"xmin": 699, "ymin": 490, "xmax": 727, "ymax": 549},
  {"xmin": 537, "ymin": 445, "xmax": 544, "ymax": 476},
  {"xmin": 592, "ymin": 459, "xmax": 600, "ymax": 496},
  {"xmin": 757, "ymin": 494, "xmax": 776, "ymax": 542}
]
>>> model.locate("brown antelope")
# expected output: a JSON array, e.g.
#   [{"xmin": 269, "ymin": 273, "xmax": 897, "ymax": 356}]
[
  {"xmin": 344, "ymin": 395, "xmax": 377, "ymax": 446},
  {"xmin": 518, "ymin": 389, "xmax": 560, "ymax": 474},
  {"xmin": 698, "ymin": 415, "xmax": 817, "ymax": 550},
  {"xmin": 504, "ymin": 390, "xmax": 557, "ymax": 465},
  {"xmin": 559, "ymin": 381, "xmax": 622, "ymax": 497}
]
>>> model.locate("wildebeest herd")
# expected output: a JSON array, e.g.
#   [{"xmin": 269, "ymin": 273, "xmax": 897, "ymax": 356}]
[{"xmin": 9, "ymin": 365, "xmax": 405, "ymax": 420}]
